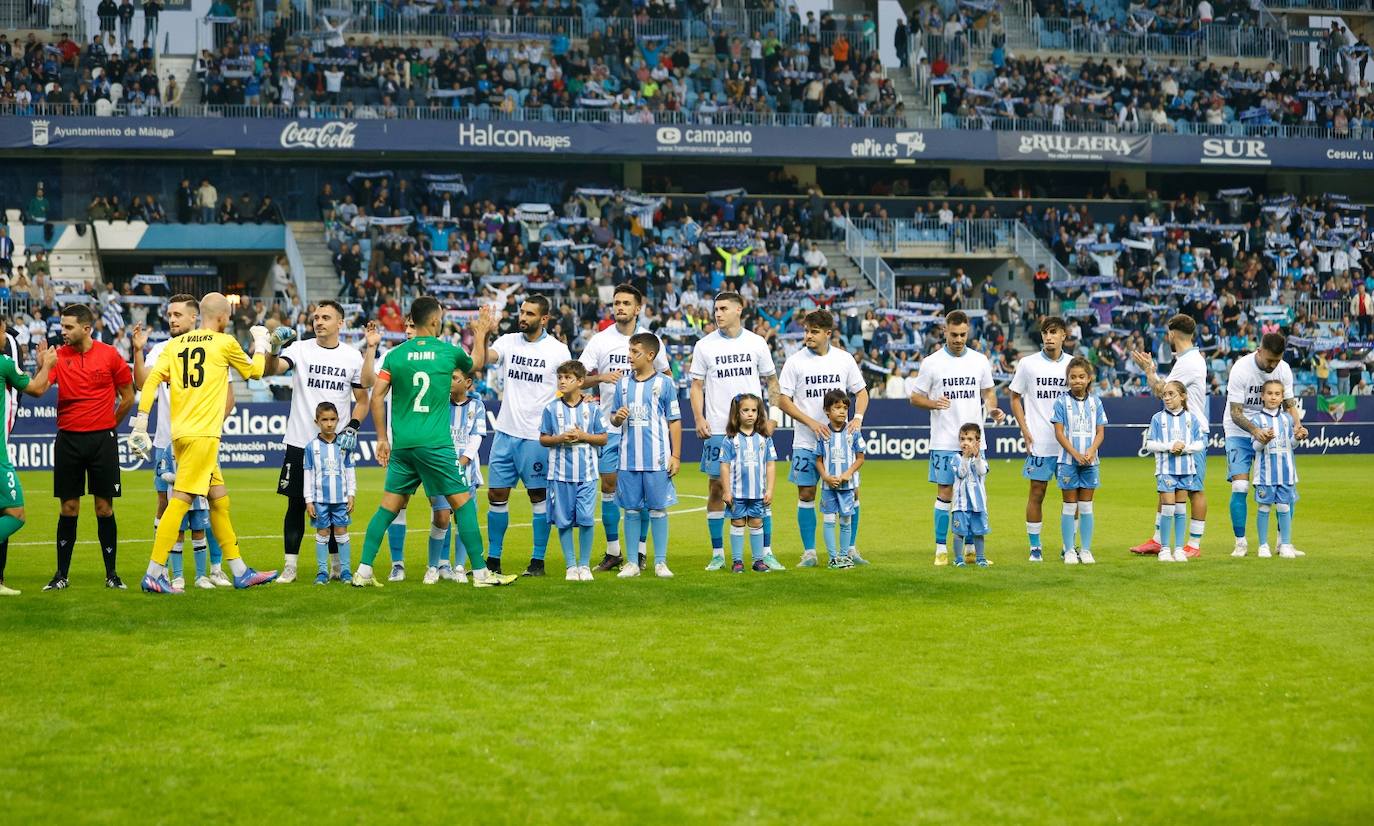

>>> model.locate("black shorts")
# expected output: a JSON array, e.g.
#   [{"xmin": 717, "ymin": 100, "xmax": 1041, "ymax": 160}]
[
  {"xmin": 278, "ymin": 444, "xmax": 305, "ymax": 500},
  {"xmin": 55, "ymin": 429, "xmax": 122, "ymax": 500}
]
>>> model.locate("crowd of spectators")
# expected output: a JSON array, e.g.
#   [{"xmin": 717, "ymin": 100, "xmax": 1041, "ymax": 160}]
[
  {"xmin": 0, "ymin": 27, "xmax": 170, "ymax": 114},
  {"xmin": 190, "ymin": 4, "xmax": 901, "ymax": 125},
  {"xmin": 926, "ymin": 49, "xmax": 1374, "ymax": 136}
]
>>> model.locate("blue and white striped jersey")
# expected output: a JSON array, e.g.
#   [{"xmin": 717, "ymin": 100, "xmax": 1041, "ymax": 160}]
[
  {"xmin": 451, "ymin": 395, "xmax": 487, "ymax": 486},
  {"xmin": 721, "ymin": 431, "xmax": 776, "ymax": 500},
  {"xmin": 816, "ymin": 426, "xmax": 864, "ymax": 491},
  {"xmin": 540, "ymin": 397, "xmax": 607, "ymax": 483},
  {"xmin": 1050, "ymin": 392, "xmax": 1109, "ymax": 464},
  {"xmin": 1249, "ymin": 407, "xmax": 1299, "ymax": 486},
  {"xmin": 611, "ymin": 373, "xmax": 681, "ymax": 472},
  {"xmin": 304, "ymin": 435, "xmax": 356, "ymax": 505},
  {"xmin": 953, "ymin": 455, "xmax": 989, "ymax": 513},
  {"xmin": 1146, "ymin": 409, "xmax": 1206, "ymax": 477}
]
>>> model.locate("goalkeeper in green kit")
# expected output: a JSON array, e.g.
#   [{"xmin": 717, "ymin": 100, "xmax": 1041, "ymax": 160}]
[{"xmin": 352, "ymin": 297, "xmax": 516, "ymax": 588}]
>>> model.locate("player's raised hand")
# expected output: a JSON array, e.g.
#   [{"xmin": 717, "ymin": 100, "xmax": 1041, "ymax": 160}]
[
  {"xmin": 37, "ymin": 340, "xmax": 55, "ymax": 369},
  {"xmin": 1130, "ymin": 350, "xmax": 1155, "ymax": 373},
  {"xmin": 130, "ymin": 323, "xmax": 148, "ymax": 351},
  {"xmin": 602, "ymin": 370, "xmax": 623, "ymax": 385},
  {"xmin": 364, "ymin": 321, "xmax": 382, "ymax": 350}
]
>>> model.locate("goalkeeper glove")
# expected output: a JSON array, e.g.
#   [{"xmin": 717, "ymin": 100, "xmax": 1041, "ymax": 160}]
[
  {"xmin": 249, "ymin": 325, "xmax": 271, "ymax": 355},
  {"xmin": 336, "ymin": 419, "xmax": 361, "ymax": 453},
  {"xmin": 128, "ymin": 412, "xmax": 152, "ymax": 461},
  {"xmin": 270, "ymin": 325, "xmax": 298, "ymax": 355}
]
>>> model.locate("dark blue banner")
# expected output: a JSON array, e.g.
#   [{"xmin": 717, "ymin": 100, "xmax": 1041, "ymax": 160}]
[
  {"xmin": 8, "ymin": 116, "xmax": 1374, "ymax": 170},
  {"xmin": 7, "ymin": 395, "xmax": 1371, "ymax": 472}
]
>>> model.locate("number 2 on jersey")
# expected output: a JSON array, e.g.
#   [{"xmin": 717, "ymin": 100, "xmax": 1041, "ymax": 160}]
[{"xmin": 412, "ymin": 372, "xmax": 430, "ymax": 412}]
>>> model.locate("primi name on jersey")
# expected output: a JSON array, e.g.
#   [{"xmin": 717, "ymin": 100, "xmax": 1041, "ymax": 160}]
[
  {"xmin": 1032, "ymin": 376, "xmax": 1066, "ymax": 400},
  {"xmin": 803, "ymin": 373, "xmax": 845, "ymax": 399},
  {"xmin": 508, "ymin": 353, "xmax": 548, "ymax": 383},
  {"xmin": 938, "ymin": 375, "xmax": 981, "ymax": 399},
  {"xmin": 407, "ymin": 350, "xmax": 436, "ymax": 361},
  {"xmin": 712, "ymin": 353, "xmax": 756, "ymax": 378},
  {"xmin": 306, "ymin": 362, "xmax": 352, "ymax": 391}
]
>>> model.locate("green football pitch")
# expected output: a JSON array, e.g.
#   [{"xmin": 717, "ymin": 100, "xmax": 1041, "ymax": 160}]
[{"xmin": 2, "ymin": 456, "xmax": 1371, "ymax": 824}]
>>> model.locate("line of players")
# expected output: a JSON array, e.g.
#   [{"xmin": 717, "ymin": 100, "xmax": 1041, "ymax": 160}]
[{"xmin": 116, "ymin": 288, "xmax": 1311, "ymax": 594}]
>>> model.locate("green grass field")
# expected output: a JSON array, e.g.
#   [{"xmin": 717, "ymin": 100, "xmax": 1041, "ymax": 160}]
[{"xmin": 2, "ymin": 456, "xmax": 1372, "ymax": 824}]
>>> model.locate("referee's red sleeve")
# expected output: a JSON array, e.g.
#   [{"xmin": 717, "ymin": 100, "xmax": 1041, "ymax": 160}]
[{"xmin": 111, "ymin": 349, "xmax": 132, "ymax": 385}]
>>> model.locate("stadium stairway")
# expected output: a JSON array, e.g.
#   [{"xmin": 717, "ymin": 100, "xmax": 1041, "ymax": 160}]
[
  {"xmin": 814, "ymin": 238, "xmax": 886, "ymax": 306},
  {"xmin": 288, "ymin": 221, "xmax": 340, "ymax": 303},
  {"xmin": 159, "ymin": 55, "xmax": 201, "ymax": 106}
]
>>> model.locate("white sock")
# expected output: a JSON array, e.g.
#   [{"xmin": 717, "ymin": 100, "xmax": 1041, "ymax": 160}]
[
  {"xmin": 284, "ymin": 552, "xmax": 298, "ymax": 568},
  {"xmin": 606, "ymin": 538, "xmax": 621, "ymax": 557},
  {"xmin": 936, "ymin": 543, "xmax": 947, "ymax": 554},
  {"xmin": 358, "ymin": 563, "xmax": 373, "ymax": 579},
  {"xmin": 145, "ymin": 561, "xmax": 166, "ymax": 578},
  {"xmin": 1189, "ymin": 519, "xmax": 1205, "ymax": 549},
  {"xmin": 228, "ymin": 558, "xmax": 247, "ymax": 577}
]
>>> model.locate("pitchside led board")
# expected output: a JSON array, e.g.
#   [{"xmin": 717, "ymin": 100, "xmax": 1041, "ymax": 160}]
[{"xmin": 7, "ymin": 394, "xmax": 1371, "ymax": 472}]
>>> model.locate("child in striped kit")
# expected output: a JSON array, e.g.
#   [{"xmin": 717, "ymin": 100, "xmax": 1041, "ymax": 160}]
[
  {"xmin": 1051, "ymin": 356, "xmax": 1108, "ymax": 565},
  {"xmin": 304, "ymin": 402, "xmax": 357, "ymax": 584},
  {"xmin": 156, "ymin": 452, "xmax": 222, "ymax": 590},
  {"xmin": 539, "ymin": 361, "xmax": 608, "ymax": 581},
  {"xmin": 815, "ymin": 390, "xmax": 865, "ymax": 569},
  {"xmin": 951, "ymin": 422, "xmax": 991, "ymax": 567},
  {"xmin": 610, "ymin": 333, "xmax": 682, "ymax": 579},
  {"xmin": 424, "ymin": 368, "xmax": 487, "ymax": 585},
  {"xmin": 719, "ymin": 393, "xmax": 777, "ymax": 573},
  {"xmin": 1145, "ymin": 382, "xmax": 1206, "ymax": 564},
  {"xmin": 1247, "ymin": 379, "xmax": 1302, "ymax": 559}
]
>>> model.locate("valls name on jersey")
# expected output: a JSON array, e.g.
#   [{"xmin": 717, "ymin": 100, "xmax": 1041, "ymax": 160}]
[
  {"xmin": 940, "ymin": 376, "xmax": 979, "ymax": 400},
  {"xmin": 803, "ymin": 373, "xmax": 844, "ymax": 398}
]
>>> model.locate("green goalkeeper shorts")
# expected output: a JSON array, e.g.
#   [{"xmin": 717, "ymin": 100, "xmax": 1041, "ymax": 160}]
[{"xmin": 384, "ymin": 445, "xmax": 469, "ymax": 499}]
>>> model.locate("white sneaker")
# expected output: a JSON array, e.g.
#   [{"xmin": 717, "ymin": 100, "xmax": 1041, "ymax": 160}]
[
  {"xmin": 1289, "ymin": 546, "xmax": 1306, "ymax": 557},
  {"xmin": 1064, "ymin": 549, "xmax": 1080, "ymax": 565},
  {"xmin": 437, "ymin": 564, "xmax": 458, "ymax": 581},
  {"xmin": 654, "ymin": 563, "xmax": 674, "ymax": 578},
  {"xmin": 452, "ymin": 566, "xmax": 469, "ymax": 584},
  {"xmin": 209, "ymin": 569, "xmax": 232, "ymax": 587},
  {"xmin": 1173, "ymin": 548, "xmax": 1189, "ymax": 562},
  {"xmin": 422, "ymin": 566, "xmax": 440, "ymax": 585},
  {"xmin": 388, "ymin": 563, "xmax": 406, "ymax": 582},
  {"xmin": 277, "ymin": 566, "xmax": 296, "ymax": 584},
  {"xmin": 194, "ymin": 576, "xmax": 215, "ymax": 590},
  {"xmin": 798, "ymin": 550, "xmax": 819, "ymax": 568},
  {"xmin": 1079, "ymin": 550, "xmax": 1096, "ymax": 565},
  {"xmin": 1278, "ymin": 544, "xmax": 1299, "ymax": 559},
  {"xmin": 578, "ymin": 566, "xmax": 594, "ymax": 581},
  {"xmin": 565, "ymin": 567, "xmax": 580, "ymax": 581},
  {"xmin": 171, "ymin": 576, "xmax": 186, "ymax": 590},
  {"xmin": 1159, "ymin": 548, "xmax": 1174, "ymax": 563},
  {"xmin": 617, "ymin": 563, "xmax": 641, "ymax": 578},
  {"xmin": 1232, "ymin": 538, "xmax": 1248, "ymax": 557},
  {"xmin": 1257, "ymin": 544, "xmax": 1273, "ymax": 558}
]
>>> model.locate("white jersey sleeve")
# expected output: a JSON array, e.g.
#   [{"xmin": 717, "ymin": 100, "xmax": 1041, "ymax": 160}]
[
  {"xmin": 283, "ymin": 339, "xmax": 366, "ymax": 448},
  {"xmin": 780, "ymin": 348, "xmax": 866, "ymax": 453},
  {"xmin": 1224, "ymin": 353, "xmax": 1294, "ymax": 439},
  {"xmin": 146, "ymin": 340, "xmax": 172, "ymax": 449},
  {"xmin": 1166, "ymin": 348, "xmax": 1209, "ymax": 430}
]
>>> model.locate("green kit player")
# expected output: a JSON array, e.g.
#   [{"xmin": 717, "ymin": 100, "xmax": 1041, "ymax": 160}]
[
  {"xmin": 352, "ymin": 296, "xmax": 516, "ymax": 588},
  {"xmin": 0, "ymin": 343, "xmax": 58, "ymax": 596}
]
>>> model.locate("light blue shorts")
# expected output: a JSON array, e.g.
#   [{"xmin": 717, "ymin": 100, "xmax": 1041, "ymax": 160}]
[
  {"xmin": 729, "ymin": 497, "xmax": 767, "ymax": 520},
  {"xmin": 153, "ymin": 446, "xmax": 173, "ymax": 493},
  {"xmin": 952, "ymin": 510, "xmax": 990, "ymax": 538},
  {"xmin": 820, "ymin": 486, "xmax": 857, "ymax": 516},
  {"xmin": 598, "ymin": 433, "xmax": 622, "ymax": 475},
  {"xmin": 549, "ymin": 479, "xmax": 597, "ymax": 529},
  {"xmin": 928, "ymin": 450, "xmax": 960, "ymax": 485},
  {"xmin": 1225, "ymin": 436, "xmax": 1255, "ymax": 479},
  {"xmin": 1255, "ymin": 484, "xmax": 1299, "ymax": 506},
  {"xmin": 1056, "ymin": 462, "xmax": 1101, "ymax": 490},
  {"xmin": 699, "ymin": 434, "xmax": 725, "ymax": 478},
  {"xmin": 616, "ymin": 470, "xmax": 676, "ymax": 511},
  {"xmin": 1158, "ymin": 473, "xmax": 1202, "ymax": 493},
  {"xmin": 311, "ymin": 502, "xmax": 351, "ymax": 529},
  {"xmin": 180, "ymin": 508, "xmax": 209, "ymax": 532},
  {"xmin": 787, "ymin": 448, "xmax": 821, "ymax": 486},
  {"xmin": 488, "ymin": 432, "xmax": 548, "ymax": 490},
  {"xmin": 1022, "ymin": 455, "xmax": 1057, "ymax": 482}
]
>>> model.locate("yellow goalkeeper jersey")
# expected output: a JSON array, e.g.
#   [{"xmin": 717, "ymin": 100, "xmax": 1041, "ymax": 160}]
[{"xmin": 139, "ymin": 330, "xmax": 264, "ymax": 439}]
